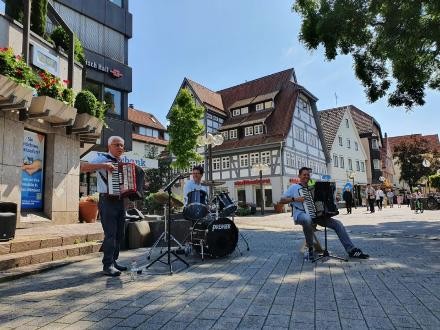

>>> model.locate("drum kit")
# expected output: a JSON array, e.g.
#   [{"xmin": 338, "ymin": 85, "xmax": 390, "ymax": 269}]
[{"xmin": 182, "ymin": 180, "xmax": 249, "ymax": 260}]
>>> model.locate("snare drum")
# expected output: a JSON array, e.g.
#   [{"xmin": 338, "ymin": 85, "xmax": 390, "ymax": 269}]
[
  {"xmin": 215, "ymin": 192, "xmax": 237, "ymax": 217},
  {"xmin": 191, "ymin": 217, "xmax": 238, "ymax": 258},
  {"xmin": 183, "ymin": 190, "xmax": 208, "ymax": 221}
]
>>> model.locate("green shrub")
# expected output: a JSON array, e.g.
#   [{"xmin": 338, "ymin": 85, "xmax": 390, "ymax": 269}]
[
  {"xmin": 0, "ymin": 48, "xmax": 37, "ymax": 86},
  {"xmin": 430, "ymin": 174, "xmax": 440, "ymax": 191},
  {"xmin": 50, "ymin": 26, "xmax": 85, "ymax": 64},
  {"xmin": 30, "ymin": 0, "xmax": 48, "ymax": 37},
  {"xmin": 34, "ymin": 70, "xmax": 74, "ymax": 105},
  {"xmin": 236, "ymin": 207, "xmax": 251, "ymax": 216},
  {"xmin": 74, "ymin": 90, "xmax": 98, "ymax": 116}
]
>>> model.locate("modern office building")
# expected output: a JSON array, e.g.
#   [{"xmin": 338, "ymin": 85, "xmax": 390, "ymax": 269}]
[{"xmin": 51, "ymin": 0, "xmax": 133, "ymax": 151}]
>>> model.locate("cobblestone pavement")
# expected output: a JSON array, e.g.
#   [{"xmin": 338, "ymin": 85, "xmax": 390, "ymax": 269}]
[{"xmin": 0, "ymin": 207, "xmax": 439, "ymax": 329}]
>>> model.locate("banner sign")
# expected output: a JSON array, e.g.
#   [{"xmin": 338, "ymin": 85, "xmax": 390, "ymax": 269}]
[
  {"xmin": 234, "ymin": 179, "xmax": 271, "ymax": 186},
  {"xmin": 21, "ymin": 130, "xmax": 45, "ymax": 210}
]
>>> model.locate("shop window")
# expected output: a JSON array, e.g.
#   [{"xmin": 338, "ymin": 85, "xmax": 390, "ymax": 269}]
[
  {"xmin": 84, "ymin": 80, "xmax": 102, "ymax": 99},
  {"xmin": 237, "ymin": 190, "xmax": 246, "ymax": 203},
  {"xmin": 104, "ymin": 87, "xmax": 122, "ymax": 116}
]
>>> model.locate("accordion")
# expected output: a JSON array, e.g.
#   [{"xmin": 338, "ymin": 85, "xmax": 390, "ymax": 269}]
[
  {"xmin": 107, "ymin": 162, "xmax": 137, "ymax": 198},
  {"xmin": 298, "ymin": 181, "xmax": 339, "ymax": 220}
]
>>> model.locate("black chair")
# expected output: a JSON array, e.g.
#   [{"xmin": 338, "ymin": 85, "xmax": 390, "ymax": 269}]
[{"xmin": 0, "ymin": 202, "xmax": 18, "ymax": 241}]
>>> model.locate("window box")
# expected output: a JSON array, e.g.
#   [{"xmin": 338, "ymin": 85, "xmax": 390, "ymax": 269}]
[
  {"xmin": 29, "ymin": 96, "xmax": 77, "ymax": 124},
  {"xmin": 0, "ymin": 74, "xmax": 34, "ymax": 109},
  {"xmin": 73, "ymin": 113, "xmax": 104, "ymax": 137}
]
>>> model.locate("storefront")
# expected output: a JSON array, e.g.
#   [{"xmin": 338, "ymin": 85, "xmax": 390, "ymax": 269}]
[
  {"xmin": 234, "ymin": 178, "xmax": 273, "ymax": 208},
  {"xmin": 80, "ymin": 151, "xmax": 158, "ymax": 196}
]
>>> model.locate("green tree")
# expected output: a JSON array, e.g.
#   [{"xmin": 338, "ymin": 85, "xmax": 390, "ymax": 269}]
[
  {"xmin": 144, "ymin": 156, "xmax": 172, "ymax": 194},
  {"xmin": 393, "ymin": 136, "xmax": 439, "ymax": 191},
  {"xmin": 293, "ymin": 0, "xmax": 440, "ymax": 108},
  {"xmin": 5, "ymin": 0, "xmax": 48, "ymax": 37},
  {"xmin": 429, "ymin": 174, "xmax": 440, "ymax": 191},
  {"xmin": 167, "ymin": 88, "xmax": 204, "ymax": 170}
]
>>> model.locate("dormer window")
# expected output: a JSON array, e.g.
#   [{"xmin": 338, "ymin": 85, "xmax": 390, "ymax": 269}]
[
  {"xmin": 232, "ymin": 109, "xmax": 240, "ymax": 116},
  {"xmin": 245, "ymin": 126, "xmax": 254, "ymax": 136},
  {"xmin": 232, "ymin": 107, "xmax": 248, "ymax": 116},
  {"xmin": 256, "ymin": 101, "xmax": 274, "ymax": 111},
  {"xmin": 229, "ymin": 129, "xmax": 237, "ymax": 139},
  {"xmin": 254, "ymin": 124, "xmax": 263, "ymax": 135},
  {"xmin": 240, "ymin": 107, "xmax": 248, "ymax": 114},
  {"xmin": 222, "ymin": 131, "xmax": 228, "ymax": 140}
]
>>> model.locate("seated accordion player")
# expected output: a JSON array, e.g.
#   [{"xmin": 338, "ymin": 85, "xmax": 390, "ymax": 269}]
[{"xmin": 298, "ymin": 181, "xmax": 339, "ymax": 220}]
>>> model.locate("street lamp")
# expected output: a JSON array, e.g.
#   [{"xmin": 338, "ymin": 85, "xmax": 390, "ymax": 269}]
[
  {"xmin": 423, "ymin": 159, "xmax": 431, "ymax": 194},
  {"xmin": 197, "ymin": 133, "xmax": 224, "ymax": 196},
  {"xmin": 252, "ymin": 163, "xmax": 269, "ymax": 215}
]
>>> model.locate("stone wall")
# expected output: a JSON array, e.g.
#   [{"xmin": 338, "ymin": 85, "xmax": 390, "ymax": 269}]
[{"xmin": 0, "ymin": 112, "xmax": 81, "ymax": 226}]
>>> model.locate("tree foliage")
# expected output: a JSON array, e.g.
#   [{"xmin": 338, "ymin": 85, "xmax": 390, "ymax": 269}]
[
  {"xmin": 5, "ymin": 0, "xmax": 48, "ymax": 37},
  {"xmin": 429, "ymin": 174, "xmax": 440, "ymax": 190},
  {"xmin": 293, "ymin": 0, "xmax": 440, "ymax": 108},
  {"xmin": 167, "ymin": 88, "xmax": 204, "ymax": 170},
  {"xmin": 144, "ymin": 156, "xmax": 172, "ymax": 194},
  {"xmin": 393, "ymin": 136, "xmax": 440, "ymax": 190}
]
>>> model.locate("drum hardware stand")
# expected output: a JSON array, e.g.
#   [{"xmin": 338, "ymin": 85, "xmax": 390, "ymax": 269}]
[
  {"xmin": 312, "ymin": 217, "xmax": 347, "ymax": 263},
  {"xmin": 139, "ymin": 174, "xmax": 189, "ymax": 275},
  {"xmin": 231, "ymin": 213, "xmax": 250, "ymax": 253},
  {"xmin": 146, "ymin": 204, "xmax": 185, "ymax": 260}
]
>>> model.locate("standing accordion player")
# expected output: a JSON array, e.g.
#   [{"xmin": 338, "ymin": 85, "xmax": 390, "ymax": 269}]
[{"xmin": 298, "ymin": 181, "xmax": 339, "ymax": 220}]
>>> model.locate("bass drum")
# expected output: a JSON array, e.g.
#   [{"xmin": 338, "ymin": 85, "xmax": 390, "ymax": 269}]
[{"xmin": 192, "ymin": 217, "xmax": 238, "ymax": 258}]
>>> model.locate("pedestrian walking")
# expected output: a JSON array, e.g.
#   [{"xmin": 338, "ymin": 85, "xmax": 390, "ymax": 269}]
[
  {"xmin": 386, "ymin": 189, "xmax": 394, "ymax": 208},
  {"xmin": 343, "ymin": 188, "xmax": 353, "ymax": 214},
  {"xmin": 397, "ymin": 193, "xmax": 403, "ymax": 208},
  {"xmin": 366, "ymin": 184, "xmax": 376, "ymax": 213},
  {"xmin": 376, "ymin": 188, "xmax": 384, "ymax": 210}
]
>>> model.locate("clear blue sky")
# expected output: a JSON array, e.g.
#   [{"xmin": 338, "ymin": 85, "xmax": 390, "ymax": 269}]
[{"xmin": 128, "ymin": 0, "xmax": 439, "ymax": 138}]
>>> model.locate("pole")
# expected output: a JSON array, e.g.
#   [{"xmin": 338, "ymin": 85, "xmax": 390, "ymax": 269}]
[
  {"xmin": 208, "ymin": 144, "xmax": 213, "ymax": 198},
  {"xmin": 260, "ymin": 169, "xmax": 264, "ymax": 215},
  {"xmin": 22, "ymin": 0, "xmax": 31, "ymax": 64}
]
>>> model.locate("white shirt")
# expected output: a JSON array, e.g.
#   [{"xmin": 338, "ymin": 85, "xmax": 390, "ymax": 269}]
[
  {"xmin": 183, "ymin": 179, "xmax": 208, "ymax": 205},
  {"xmin": 88, "ymin": 152, "xmax": 119, "ymax": 193}
]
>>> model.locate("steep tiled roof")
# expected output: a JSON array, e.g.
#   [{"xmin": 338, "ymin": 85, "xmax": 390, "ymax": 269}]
[
  {"xmin": 318, "ymin": 108, "xmax": 346, "ymax": 152},
  {"xmin": 128, "ymin": 108, "xmax": 166, "ymax": 130},
  {"xmin": 212, "ymin": 69, "xmax": 299, "ymax": 151},
  {"xmin": 388, "ymin": 134, "xmax": 440, "ymax": 153},
  {"xmin": 322, "ymin": 105, "xmax": 382, "ymax": 140},
  {"xmin": 132, "ymin": 133, "xmax": 168, "ymax": 146},
  {"xmin": 186, "ymin": 78, "xmax": 225, "ymax": 113}
]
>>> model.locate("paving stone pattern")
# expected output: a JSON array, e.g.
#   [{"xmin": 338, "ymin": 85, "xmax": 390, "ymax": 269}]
[{"xmin": 0, "ymin": 208, "xmax": 439, "ymax": 329}]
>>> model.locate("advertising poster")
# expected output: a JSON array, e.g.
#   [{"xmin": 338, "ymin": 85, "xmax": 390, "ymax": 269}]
[{"xmin": 21, "ymin": 130, "xmax": 45, "ymax": 210}]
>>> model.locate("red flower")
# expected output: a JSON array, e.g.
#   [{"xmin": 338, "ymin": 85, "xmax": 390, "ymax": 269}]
[{"xmin": 63, "ymin": 79, "xmax": 70, "ymax": 85}]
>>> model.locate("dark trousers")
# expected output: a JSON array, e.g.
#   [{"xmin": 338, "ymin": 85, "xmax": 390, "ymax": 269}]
[
  {"xmin": 345, "ymin": 200, "xmax": 352, "ymax": 214},
  {"xmin": 376, "ymin": 197, "xmax": 383, "ymax": 210},
  {"xmin": 99, "ymin": 195, "xmax": 125, "ymax": 268},
  {"xmin": 368, "ymin": 199, "xmax": 375, "ymax": 212}
]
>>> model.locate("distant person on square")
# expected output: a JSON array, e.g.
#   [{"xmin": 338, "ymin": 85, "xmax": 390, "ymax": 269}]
[
  {"xmin": 366, "ymin": 184, "xmax": 376, "ymax": 213},
  {"xmin": 80, "ymin": 136, "xmax": 128, "ymax": 277},
  {"xmin": 376, "ymin": 187, "xmax": 384, "ymax": 210},
  {"xmin": 279, "ymin": 167, "xmax": 369, "ymax": 261},
  {"xmin": 343, "ymin": 187, "xmax": 353, "ymax": 214},
  {"xmin": 386, "ymin": 189, "xmax": 394, "ymax": 208}
]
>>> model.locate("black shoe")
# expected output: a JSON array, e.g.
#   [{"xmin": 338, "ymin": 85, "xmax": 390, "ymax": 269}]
[
  {"xmin": 349, "ymin": 248, "xmax": 369, "ymax": 259},
  {"xmin": 113, "ymin": 262, "xmax": 128, "ymax": 271},
  {"xmin": 103, "ymin": 265, "xmax": 121, "ymax": 277}
]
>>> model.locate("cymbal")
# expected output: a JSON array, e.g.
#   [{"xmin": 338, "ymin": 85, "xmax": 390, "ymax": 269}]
[
  {"xmin": 201, "ymin": 180, "xmax": 226, "ymax": 187},
  {"xmin": 152, "ymin": 192, "xmax": 184, "ymax": 208}
]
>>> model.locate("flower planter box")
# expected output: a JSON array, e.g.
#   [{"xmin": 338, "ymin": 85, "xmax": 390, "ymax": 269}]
[
  {"xmin": 0, "ymin": 74, "xmax": 34, "ymax": 108},
  {"xmin": 29, "ymin": 96, "xmax": 77, "ymax": 124},
  {"xmin": 73, "ymin": 113, "xmax": 103, "ymax": 137}
]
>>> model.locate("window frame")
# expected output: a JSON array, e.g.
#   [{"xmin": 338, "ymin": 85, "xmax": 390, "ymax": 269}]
[
  {"xmin": 229, "ymin": 129, "xmax": 238, "ymax": 139},
  {"xmin": 222, "ymin": 156, "xmax": 230, "ymax": 169},
  {"xmin": 244, "ymin": 126, "xmax": 254, "ymax": 136},
  {"xmin": 240, "ymin": 154, "xmax": 249, "ymax": 167},
  {"xmin": 254, "ymin": 124, "xmax": 263, "ymax": 135}
]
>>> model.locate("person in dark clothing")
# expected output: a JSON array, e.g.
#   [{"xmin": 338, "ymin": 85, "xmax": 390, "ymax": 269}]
[{"xmin": 343, "ymin": 188, "xmax": 353, "ymax": 214}]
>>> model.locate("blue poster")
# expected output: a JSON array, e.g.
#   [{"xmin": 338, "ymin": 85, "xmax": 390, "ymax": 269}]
[{"xmin": 21, "ymin": 130, "xmax": 45, "ymax": 210}]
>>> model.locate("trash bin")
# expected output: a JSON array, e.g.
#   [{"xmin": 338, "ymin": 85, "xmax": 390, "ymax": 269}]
[{"xmin": 0, "ymin": 202, "xmax": 17, "ymax": 241}]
